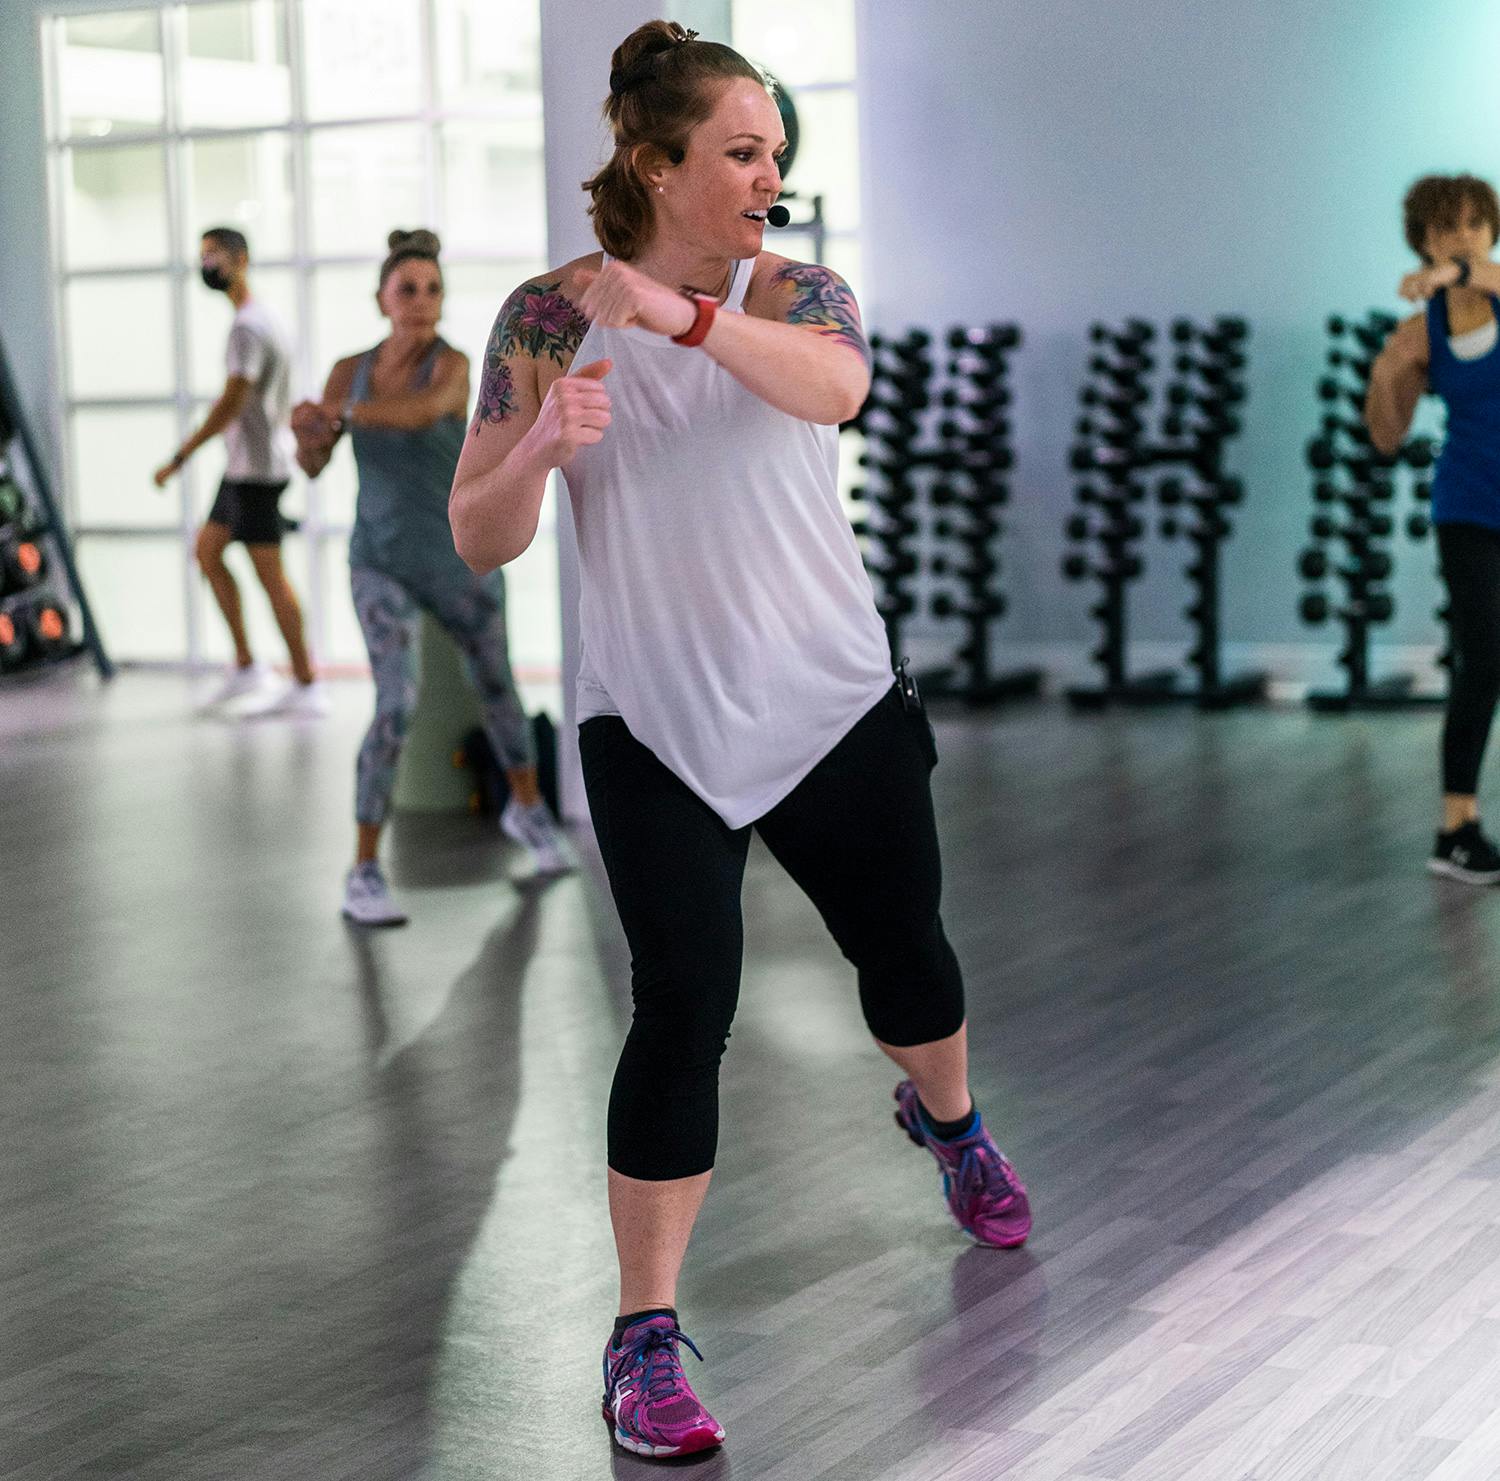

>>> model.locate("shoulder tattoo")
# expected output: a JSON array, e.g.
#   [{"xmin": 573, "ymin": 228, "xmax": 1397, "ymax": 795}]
[
  {"xmin": 471, "ymin": 279, "xmax": 590, "ymax": 436},
  {"xmin": 770, "ymin": 263, "xmax": 870, "ymax": 366}
]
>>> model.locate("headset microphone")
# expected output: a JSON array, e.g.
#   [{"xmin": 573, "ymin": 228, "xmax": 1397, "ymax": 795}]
[{"xmin": 767, "ymin": 205, "xmax": 791, "ymax": 228}]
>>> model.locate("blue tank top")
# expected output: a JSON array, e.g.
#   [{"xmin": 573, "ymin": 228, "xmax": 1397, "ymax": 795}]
[
  {"xmin": 1426, "ymin": 290, "xmax": 1500, "ymax": 529},
  {"xmin": 347, "ymin": 338, "xmax": 471, "ymax": 589}
]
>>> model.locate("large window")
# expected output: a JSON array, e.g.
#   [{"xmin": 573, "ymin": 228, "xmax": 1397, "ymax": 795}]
[
  {"xmin": 44, "ymin": 0, "xmax": 556, "ymax": 697},
  {"xmin": 732, "ymin": 0, "xmax": 866, "ymax": 515},
  {"xmin": 731, "ymin": 0, "xmax": 861, "ymax": 297}
]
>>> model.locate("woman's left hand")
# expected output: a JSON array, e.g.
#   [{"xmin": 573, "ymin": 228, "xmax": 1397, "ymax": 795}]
[
  {"xmin": 576, "ymin": 261, "xmax": 697, "ymax": 339},
  {"xmin": 1399, "ymin": 261, "xmax": 1464, "ymax": 302}
]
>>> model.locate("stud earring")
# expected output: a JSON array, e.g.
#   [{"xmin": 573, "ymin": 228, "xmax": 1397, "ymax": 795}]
[{"xmin": 656, "ymin": 186, "xmax": 664, "ymax": 194}]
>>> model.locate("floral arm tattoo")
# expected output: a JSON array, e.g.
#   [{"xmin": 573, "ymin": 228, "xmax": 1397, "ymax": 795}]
[
  {"xmin": 771, "ymin": 263, "xmax": 870, "ymax": 366},
  {"xmin": 470, "ymin": 279, "xmax": 591, "ymax": 436}
]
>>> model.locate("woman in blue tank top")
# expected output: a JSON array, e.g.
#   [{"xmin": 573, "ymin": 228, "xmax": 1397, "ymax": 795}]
[
  {"xmin": 291, "ymin": 229, "xmax": 569, "ymax": 925},
  {"xmin": 1369, "ymin": 174, "xmax": 1500, "ymax": 884}
]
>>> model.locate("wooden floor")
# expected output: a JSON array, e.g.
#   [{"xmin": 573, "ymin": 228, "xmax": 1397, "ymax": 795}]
[{"xmin": 6, "ymin": 670, "xmax": 1500, "ymax": 1480}]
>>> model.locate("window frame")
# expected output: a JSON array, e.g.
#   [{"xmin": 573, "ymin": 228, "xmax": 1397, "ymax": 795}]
[{"xmin": 40, "ymin": 0, "xmax": 551, "ymax": 675}]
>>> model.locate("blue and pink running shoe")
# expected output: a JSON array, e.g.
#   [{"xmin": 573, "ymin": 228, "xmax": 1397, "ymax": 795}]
[
  {"xmin": 894, "ymin": 1080, "xmax": 1032, "ymax": 1248},
  {"xmin": 602, "ymin": 1314, "xmax": 725, "ymax": 1458}
]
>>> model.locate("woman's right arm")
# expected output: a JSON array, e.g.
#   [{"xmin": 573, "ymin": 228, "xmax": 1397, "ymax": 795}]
[
  {"xmin": 1364, "ymin": 314, "xmax": 1429, "ymax": 457},
  {"xmin": 449, "ymin": 277, "xmax": 611, "ymax": 573}
]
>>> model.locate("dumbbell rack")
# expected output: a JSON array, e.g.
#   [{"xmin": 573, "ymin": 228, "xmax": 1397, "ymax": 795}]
[
  {"xmin": 922, "ymin": 325, "xmax": 1042, "ymax": 703},
  {"xmin": 1062, "ymin": 317, "xmax": 1263, "ymax": 710},
  {"xmin": 1297, "ymin": 312, "xmax": 1443, "ymax": 712},
  {"xmin": 850, "ymin": 327, "xmax": 1040, "ymax": 705},
  {"xmin": 0, "ymin": 329, "xmax": 111, "ymax": 681},
  {"xmin": 851, "ymin": 330, "xmax": 931, "ymax": 667},
  {"xmin": 1154, "ymin": 318, "xmax": 1267, "ymax": 709}
]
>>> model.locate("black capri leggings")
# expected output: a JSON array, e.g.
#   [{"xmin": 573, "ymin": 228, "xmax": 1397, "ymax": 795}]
[
  {"xmin": 1438, "ymin": 522, "xmax": 1500, "ymax": 796},
  {"xmin": 581, "ymin": 684, "xmax": 966, "ymax": 1182}
]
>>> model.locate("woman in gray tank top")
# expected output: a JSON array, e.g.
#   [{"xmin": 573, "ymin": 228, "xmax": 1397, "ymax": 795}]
[{"xmin": 292, "ymin": 229, "xmax": 569, "ymax": 926}]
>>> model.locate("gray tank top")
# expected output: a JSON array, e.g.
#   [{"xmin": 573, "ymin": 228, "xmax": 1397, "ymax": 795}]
[{"xmin": 347, "ymin": 338, "xmax": 470, "ymax": 591}]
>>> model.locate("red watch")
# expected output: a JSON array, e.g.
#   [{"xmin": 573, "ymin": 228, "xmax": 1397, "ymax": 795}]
[{"xmin": 671, "ymin": 290, "xmax": 717, "ymax": 347}]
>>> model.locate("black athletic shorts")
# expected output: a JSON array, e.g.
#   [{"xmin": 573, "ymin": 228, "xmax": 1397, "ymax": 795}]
[{"xmin": 206, "ymin": 479, "xmax": 289, "ymax": 545}]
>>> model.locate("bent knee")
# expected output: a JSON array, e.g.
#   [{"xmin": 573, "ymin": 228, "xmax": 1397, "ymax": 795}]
[{"xmin": 195, "ymin": 532, "xmax": 228, "ymax": 571}]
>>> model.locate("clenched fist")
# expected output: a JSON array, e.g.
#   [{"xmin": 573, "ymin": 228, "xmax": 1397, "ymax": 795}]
[
  {"xmin": 531, "ymin": 359, "xmax": 613, "ymax": 467},
  {"xmin": 577, "ymin": 262, "xmax": 697, "ymax": 339}
]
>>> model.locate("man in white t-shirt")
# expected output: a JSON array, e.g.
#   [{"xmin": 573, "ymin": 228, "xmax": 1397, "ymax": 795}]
[{"xmin": 154, "ymin": 226, "xmax": 326, "ymax": 715}]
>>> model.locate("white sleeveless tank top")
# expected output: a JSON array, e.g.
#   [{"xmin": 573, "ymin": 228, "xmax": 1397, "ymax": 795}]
[{"xmin": 564, "ymin": 253, "xmax": 894, "ymax": 829}]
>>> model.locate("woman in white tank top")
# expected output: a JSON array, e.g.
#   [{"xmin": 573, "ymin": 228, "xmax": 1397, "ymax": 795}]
[{"xmin": 450, "ymin": 21, "xmax": 1030, "ymax": 1461}]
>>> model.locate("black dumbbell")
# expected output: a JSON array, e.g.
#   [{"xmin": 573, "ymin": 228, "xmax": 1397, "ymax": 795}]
[
  {"xmin": 1090, "ymin": 321, "xmax": 1155, "ymax": 351},
  {"xmin": 1310, "ymin": 513, "xmax": 1393, "ymax": 541},
  {"xmin": 1352, "ymin": 591, "xmax": 1395, "ymax": 622},
  {"xmin": 1088, "ymin": 352, "xmax": 1155, "ymax": 380},
  {"xmin": 1082, "ymin": 385, "xmax": 1150, "ymax": 413},
  {"xmin": 1163, "ymin": 411, "xmax": 1241, "ymax": 441},
  {"xmin": 868, "ymin": 552, "xmax": 920, "ymax": 580},
  {"xmin": 1300, "ymin": 591, "xmax": 1330, "ymax": 624},
  {"xmin": 1168, "ymin": 383, "xmax": 1246, "ymax": 410},
  {"xmin": 932, "ymin": 592, "xmax": 1007, "ymax": 620},
  {"xmin": 1076, "ymin": 417, "xmax": 1145, "ymax": 446},
  {"xmin": 941, "ymin": 386, "xmax": 1012, "ymax": 412},
  {"xmin": 948, "ymin": 323, "xmax": 1021, "ymax": 351},
  {"xmin": 1327, "ymin": 349, "xmax": 1375, "ymax": 380},
  {"xmin": 1174, "ymin": 352, "xmax": 1246, "ymax": 381}
]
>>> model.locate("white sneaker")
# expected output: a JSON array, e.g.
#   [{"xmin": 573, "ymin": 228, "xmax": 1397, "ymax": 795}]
[
  {"xmin": 500, "ymin": 798, "xmax": 574, "ymax": 874},
  {"xmin": 341, "ymin": 861, "xmax": 408, "ymax": 927},
  {"xmin": 234, "ymin": 679, "xmax": 331, "ymax": 719},
  {"xmin": 197, "ymin": 662, "xmax": 271, "ymax": 712}
]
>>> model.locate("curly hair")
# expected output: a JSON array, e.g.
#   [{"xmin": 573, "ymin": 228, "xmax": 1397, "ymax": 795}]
[{"xmin": 1403, "ymin": 174, "xmax": 1500, "ymax": 261}]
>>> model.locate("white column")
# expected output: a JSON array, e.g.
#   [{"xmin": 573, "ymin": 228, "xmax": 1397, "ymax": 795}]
[{"xmin": 538, "ymin": 2, "xmax": 731, "ymax": 820}]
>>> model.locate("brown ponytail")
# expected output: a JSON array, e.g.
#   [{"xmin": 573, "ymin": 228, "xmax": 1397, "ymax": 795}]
[{"xmin": 582, "ymin": 21, "xmax": 768, "ymax": 261}]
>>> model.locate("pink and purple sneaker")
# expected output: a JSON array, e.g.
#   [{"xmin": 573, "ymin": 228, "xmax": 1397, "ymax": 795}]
[
  {"xmin": 601, "ymin": 1314, "xmax": 725, "ymax": 1458},
  {"xmin": 894, "ymin": 1080, "xmax": 1032, "ymax": 1248}
]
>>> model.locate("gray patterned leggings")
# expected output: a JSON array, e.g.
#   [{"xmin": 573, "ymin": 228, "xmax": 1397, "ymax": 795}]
[{"xmin": 351, "ymin": 565, "xmax": 535, "ymax": 826}]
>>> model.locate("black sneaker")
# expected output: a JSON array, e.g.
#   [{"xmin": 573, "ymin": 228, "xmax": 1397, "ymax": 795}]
[{"xmin": 1429, "ymin": 820, "xmax": 1500, "ymax": 884}]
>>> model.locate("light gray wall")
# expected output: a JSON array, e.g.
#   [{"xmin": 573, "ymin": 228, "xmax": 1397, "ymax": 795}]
[{"xmin": 856, "ymin": 0, "xmax": 1500, "ymax": 657}]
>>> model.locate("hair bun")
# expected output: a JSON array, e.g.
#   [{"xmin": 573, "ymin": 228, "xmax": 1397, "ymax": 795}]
[
  {"xmin": 386, "ymin": 227, "xmax": 442, "ymax": 255},
  {"xmin": 609, "ymin": 20, "xmax": 699, "ymax": 95}
]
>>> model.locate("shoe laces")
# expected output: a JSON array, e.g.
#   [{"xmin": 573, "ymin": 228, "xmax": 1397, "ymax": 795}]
[
  {"xmin": 955, "ymin": 1134, "xmax": 1018, "ymax": 1206},
  {"xmin": 611, "ymin": 1324, "xmax": 704, "ymax": 1405}
]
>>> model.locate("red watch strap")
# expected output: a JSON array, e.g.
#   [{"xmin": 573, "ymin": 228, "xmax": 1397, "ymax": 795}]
[{"xmin": 671, "ymin": 292, "xmax": 716, "ymax": 348}]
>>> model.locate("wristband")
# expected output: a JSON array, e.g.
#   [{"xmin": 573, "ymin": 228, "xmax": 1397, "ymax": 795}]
[
  {"xmin": 1452, "ymin": 256, "xmax": 1472, "ymax": 288},
  {"xmin": 671, "ymin": 290, "xmax": 717, "ymax": 348}
]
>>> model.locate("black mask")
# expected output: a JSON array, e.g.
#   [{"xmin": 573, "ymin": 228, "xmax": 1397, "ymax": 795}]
[{"xmin": 201, "ymin": 265, "xmax": 231, "ymax": 291}]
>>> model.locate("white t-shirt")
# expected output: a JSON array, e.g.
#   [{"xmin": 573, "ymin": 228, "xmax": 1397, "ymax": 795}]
[
  {"xmin": 224, "ymin": 300, "xmax": 293, "ymax": 483},
  {"xmin": 563, "ymin": 255, "xmax": 894, "ymax": 829}
]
